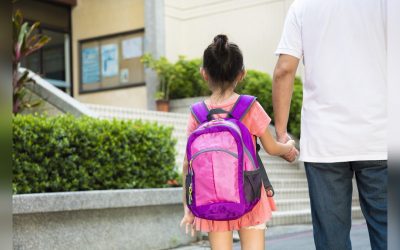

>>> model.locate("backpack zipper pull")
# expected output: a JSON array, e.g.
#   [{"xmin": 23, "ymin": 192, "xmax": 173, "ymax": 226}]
[
  {"xmin": 188, "ymin": 184, "xmax": 193, "ymax": 205},
  {"xmin": 188, "ymin": 159, "xmax": 194, "ymax": 205}
]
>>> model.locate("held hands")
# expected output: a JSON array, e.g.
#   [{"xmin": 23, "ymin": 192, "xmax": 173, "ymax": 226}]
[
  {"xmin": 180, "ymin": 207, "xmax": 196, "ymax": 237},
  {"xmin": 277, "ymin": 132, "xmax": 299, "ymax": 162}
]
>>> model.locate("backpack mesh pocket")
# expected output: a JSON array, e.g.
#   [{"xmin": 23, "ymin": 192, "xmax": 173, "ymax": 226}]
[{"xmin": 244, "ymin": 168, "xmax": 262, "ymax": 202}]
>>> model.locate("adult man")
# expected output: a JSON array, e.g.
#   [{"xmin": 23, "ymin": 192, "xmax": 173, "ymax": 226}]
[{"xmin": 272, "ymin": 0, "xmax": 387, "ymax": 249}]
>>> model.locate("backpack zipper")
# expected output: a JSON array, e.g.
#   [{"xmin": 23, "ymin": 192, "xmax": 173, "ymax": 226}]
[{"xmin": 191, "ymin": 148, "xmax": 238, "ymax": 161}]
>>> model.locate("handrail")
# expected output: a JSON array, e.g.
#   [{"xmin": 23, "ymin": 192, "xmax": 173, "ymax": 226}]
[{"xmin": 19, "ymin": 67, "xmax": 97, "ymax": 117}]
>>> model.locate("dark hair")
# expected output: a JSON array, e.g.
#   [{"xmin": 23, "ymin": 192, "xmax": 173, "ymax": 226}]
[{"xmin": 203, "ymin": 34, "xmax": 244, "ymax": 93}]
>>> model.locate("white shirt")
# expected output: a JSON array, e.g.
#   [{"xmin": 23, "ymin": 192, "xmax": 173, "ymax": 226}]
[{"xmin": 276, "ymin": 0, "xmax": 387, "ymax": 162}]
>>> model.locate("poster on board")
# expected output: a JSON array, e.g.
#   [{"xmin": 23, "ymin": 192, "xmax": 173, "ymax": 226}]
[
  {"xmin": 120, "ymin": 68, "xmax": 129, "ymax": 83},
  {"xmin": 122, "ymin": 37, "xmax": 143, "ymax": 59},
  {"xmin": 101, "ymin": 44, "xmax": 119, "ymax": 77},
  {"xmin": 82, "ymin": 47, "xmax": 100, "ymax": 84}
]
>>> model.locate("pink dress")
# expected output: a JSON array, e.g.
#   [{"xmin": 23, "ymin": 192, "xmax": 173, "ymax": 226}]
[{"xmin": 186, "ymin": 96, "xmax": 277, "ymax": 232}]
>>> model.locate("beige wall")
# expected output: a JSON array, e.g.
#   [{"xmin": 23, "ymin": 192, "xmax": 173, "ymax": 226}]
[
  {"xmin": 71, "ymin": 0, "xmax": 147, "ymax": 109},
  {"xmin": 164, "ymin": 0, "xmax": 295, "ymax": 76}
]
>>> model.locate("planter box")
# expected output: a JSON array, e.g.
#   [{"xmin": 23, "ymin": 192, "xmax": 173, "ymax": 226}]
[
  {"xmin": 169, "ymin": 96, "xmax": 207, "ymax": 114},
  {"xmin": 13, "ymin": 188, "xmax": 196, "ymax": 250}
]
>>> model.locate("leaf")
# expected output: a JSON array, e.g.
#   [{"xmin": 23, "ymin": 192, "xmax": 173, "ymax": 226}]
[
  {"xmin": 25, "ymin": 34, "xmax": 40, "ymax": 48},
  {"xmin": 13, "ymin": 10, "xmax": 23, "ymax": 28},
  {"xmin": 26, "ymin": 21, "xmax": 40, "ymax": 39},
  {"xmin": 16, "ymin": 22, "xmax": 28, "ymax": 55},
  {"xmin": 24, "ymin": 35, "xmax": 51, "ymax": 57}
]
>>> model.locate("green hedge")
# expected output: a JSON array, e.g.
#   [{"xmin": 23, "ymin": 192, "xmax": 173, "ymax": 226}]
[
  {"xmin": 12, "ymin": 115, "xmax": 178, "ymax": 194},
  {"xmin": 237, "ymin": 70, "xmax": 303, "ymax": 138},
  {"xmin": 142, "ymin": 55, "xmax": 303, "ymax": 138}
]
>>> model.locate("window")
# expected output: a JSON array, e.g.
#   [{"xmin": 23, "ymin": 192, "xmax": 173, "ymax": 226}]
[
  {"xmin": 21, "ymin": 28, "xmax": 71, "ymax": 93},
  {"xmin": 79, "ymin": 29, "xmax": 145, "ymax": 93}
]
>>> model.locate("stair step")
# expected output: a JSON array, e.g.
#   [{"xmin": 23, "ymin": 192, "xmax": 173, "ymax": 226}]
[
  {"xmin": 276, "ymin": 198, "xmax": 360, "ymax": 211},
  {"xmin": 273, "ymin": 188, "xmax": 309, "ymax": 199},
  {"xmin": 273, "ymin": 188, "xmax": 359, "ymax": 200},
  {"xmin": 270, "ymin": 179, "xmax": 308, "ymax": 188},
  {"xmin": 269, "ymin": 206, "xmax": 364, "ymax": 226},
  {"xmin": 267, "ymin": 170, "xmax": 306, "ymax": 179}
]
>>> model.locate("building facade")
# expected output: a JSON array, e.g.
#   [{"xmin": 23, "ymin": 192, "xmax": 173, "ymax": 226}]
[{"xmin": 15, "ymin": 0, "xmax": 294, "ymax": 110}]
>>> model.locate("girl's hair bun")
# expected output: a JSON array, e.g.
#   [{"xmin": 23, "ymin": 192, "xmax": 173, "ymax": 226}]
[
  {"xmin": 213, "ymin": 34, "xmax": 229, "ymax": 54},
  {"xmin": 203, "ymin": 34, "xmax": 243, "ymax": 88}
]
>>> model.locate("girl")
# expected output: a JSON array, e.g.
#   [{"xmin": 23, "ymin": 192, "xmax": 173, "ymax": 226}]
[{"xmin": 180, "ymin": 34, "xmax": 295, "ymax": 250}]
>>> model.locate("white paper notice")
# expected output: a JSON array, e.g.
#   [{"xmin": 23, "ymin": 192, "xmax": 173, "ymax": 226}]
[
  {"xmin": 120, "ymin": 68, "xmax": 129, "ymax": 83},
  {"xmin": 101, "ymin": 44, "xmax": 119, "ymax": 77},
  {"xmin": 122, "ymin": 37, "xmax": 143, "ymax": 59}
]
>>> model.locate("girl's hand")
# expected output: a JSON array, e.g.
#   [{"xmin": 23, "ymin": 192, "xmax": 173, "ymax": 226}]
[
  {"xmin": 180, "ymin": 209, "xmax": 195, "ymax": 236},
  {"xmin": 284, "ymin": 139, "xmax": 298, "ymax": 161},
  {"xmin": 286, "ymin": 139, "xmax": 296, "ymax": 147}
]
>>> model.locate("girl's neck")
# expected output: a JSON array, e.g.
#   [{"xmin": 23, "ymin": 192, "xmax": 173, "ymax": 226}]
[{"xmin": 209, "ymin": 89, "xmax": 238, "ymax": 106}]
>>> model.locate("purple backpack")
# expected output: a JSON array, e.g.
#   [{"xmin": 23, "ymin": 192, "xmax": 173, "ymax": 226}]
[{"xmin": 186, "ymin": 95, "xmax": 273, "ymax": 221}]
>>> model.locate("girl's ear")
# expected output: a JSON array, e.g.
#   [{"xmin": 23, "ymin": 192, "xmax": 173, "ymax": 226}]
[
  {"xmin": 237, "ymin": 69, "xmax": 247, "ymax": 83},
  {"xmin": 200, "ymin": 67, "xmax": 209, "ymax": 81}
]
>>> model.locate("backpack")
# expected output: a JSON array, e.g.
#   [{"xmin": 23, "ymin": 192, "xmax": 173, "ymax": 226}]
[{"xmin": 185, "ymin": 95, "xmax": 274, "ymax": 221}]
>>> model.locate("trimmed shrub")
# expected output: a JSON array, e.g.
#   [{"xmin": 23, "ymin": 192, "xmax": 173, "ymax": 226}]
[
  {"xmin": 12, "ymin": 114, "xmax": 178, "ymax": 194},
  {"xmin": 237, "ymin": 70, "xmax": 303, "ymax": 138},
  {"xmin": 237, "ymin": 70, "xmax": 273, "ymax": 119}
]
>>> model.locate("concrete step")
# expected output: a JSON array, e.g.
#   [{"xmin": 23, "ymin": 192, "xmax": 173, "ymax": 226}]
[
  {"xmin": 269, "ymin": 206, "xmax": 364, "ymax": 226},
  {"xmin": 276, "ymin": 198, "xmax": 360, "ymax": 211},
  {"xmin": 271, "ymin": 178, "xmax": 360, "ymax": 189},
  {"xmin": 270, "ymin": 179, "xmax": 308, "ymax": 189},
  {"xmin": 273, "ymin": 188, "xmax": 309, "ymax": 200},
  {"xmin": 273, "ymin": 188, "xmax": 359, "ymax": 200},
  {"xmin": 267, "ymin": 169, "xmax": 306, "ymax": 179},
  {"xmin": 264, "ymin": 163, "xmax": 300, "ymax": 170},
  {"xmin": 87, "ymin": 105, "xmax": 189, "ymax": 127}
]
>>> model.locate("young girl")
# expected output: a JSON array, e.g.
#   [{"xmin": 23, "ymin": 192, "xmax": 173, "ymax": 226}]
[{"xmin": 180, "ymin": 34, "xmax": 295, "ymax": 250}]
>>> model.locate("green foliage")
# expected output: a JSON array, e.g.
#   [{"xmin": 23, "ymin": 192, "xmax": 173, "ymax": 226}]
[
  {"xmin": 12, "ymin": 9, "xmax": 51, "ymax": 114},
  {"xmin": 237, "ymin": 71, "xmax": 303, "ymax": 138},
  {"xmin": 287, "ymin": 77, "xmax": 303, "ymax": 138},
  {"xmin": 237, "ymin": 70, "xmax": 274, "ymax": 120},
  {"xmin": 12, "ymin": 114, "xmax": 178, "ymax": 194},
  {"xmin": 141, "ymin": 54, "xmax": 210, "ymax": 100},
  {"xmin": 167, "ymin": 57, "xmax": 210, "ymax": 99}
]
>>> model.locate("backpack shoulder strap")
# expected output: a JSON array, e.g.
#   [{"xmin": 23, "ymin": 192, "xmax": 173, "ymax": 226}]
[
  {"xmin": 231, "ymin": 95, "xmax": 275, "ymax": 196},
  {"xmin": 190, "ymin": 101, "xmax": 209, "ymax": 124},
  {"xmin": 230, "ymin": 95, "xmax": 257, "ymax": 121}
]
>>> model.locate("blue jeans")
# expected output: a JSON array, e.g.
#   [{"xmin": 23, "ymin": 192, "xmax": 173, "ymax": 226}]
[{"xmin": 305, "ymin": 161, "xmax": 387, "ymax": 250}]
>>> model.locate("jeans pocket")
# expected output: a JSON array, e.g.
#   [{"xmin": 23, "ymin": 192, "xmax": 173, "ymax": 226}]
[{"xmin": 244, "ymin": 168, "xmax": 262, "ymax": 202}]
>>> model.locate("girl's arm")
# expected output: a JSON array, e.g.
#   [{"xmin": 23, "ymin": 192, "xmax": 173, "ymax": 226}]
[
  {"xmin": 259, "ymin": 127, "xmax": 295, "ymax": 156},
  {"xmin": 182, "ymin": 156, "xmax": 189, "ymax": 210},
  {"xmin": 180, "ymin": 155, "xmax": 195, "ymax": 236}
]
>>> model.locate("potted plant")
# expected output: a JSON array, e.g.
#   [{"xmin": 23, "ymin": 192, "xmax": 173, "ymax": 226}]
[
  {"xmin": 141, "ymin": 53, "xmax": 172, "ymax": 112},
  {"xmin": 155, "ymin": 91, "xmax": 169, "ymax": 112}
]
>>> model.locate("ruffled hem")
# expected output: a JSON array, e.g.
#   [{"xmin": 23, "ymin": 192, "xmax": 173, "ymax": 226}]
[{"xmin": 194, "ymin": 187, "xmax": 277, "ymax": 232}]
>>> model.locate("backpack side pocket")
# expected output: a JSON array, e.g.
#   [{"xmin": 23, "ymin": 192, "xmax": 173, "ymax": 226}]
[{"xmin": 244, "ymin": 168, "xmax": 262, "ymax": 202}]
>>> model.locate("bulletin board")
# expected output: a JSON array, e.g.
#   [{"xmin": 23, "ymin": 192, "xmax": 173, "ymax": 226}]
[{"xmin": 79, "ymin": 29, "xmax": 145, "ymax": 93}]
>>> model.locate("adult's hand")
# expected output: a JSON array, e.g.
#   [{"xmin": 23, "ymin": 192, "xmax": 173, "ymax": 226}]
[{"xmin": 276, "ymin": 132, "xmax": 299, "ymax": 162}]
